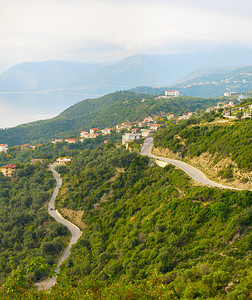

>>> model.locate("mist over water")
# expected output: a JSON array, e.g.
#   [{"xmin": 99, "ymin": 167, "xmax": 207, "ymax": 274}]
[{"xmin": 0, "ymin": 91, "xmax": 101, "ymax": 128}]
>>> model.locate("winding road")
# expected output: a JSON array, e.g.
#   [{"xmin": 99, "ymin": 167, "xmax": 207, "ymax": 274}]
[
  {"xmin": 141, "ymin": 137, "xmax": 241, "ymax": 190},
  {"xmin": 35, "ymin": 138, "xmax": 243, "ymax": 289},
  {"xmin": 35, "ymin": 163, "xmax": 82, "ymax": 290}
]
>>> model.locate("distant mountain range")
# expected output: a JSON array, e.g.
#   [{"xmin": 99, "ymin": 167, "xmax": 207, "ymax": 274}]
[
  {"xmin": 0, "ymin": 49, "xmax": 251, "ymax": 128},
  {"xmin": 131, "ymin": 65, "xmax": 252, "ymax": 98},
  {"xmin": 1, "ymin": 48, "xmax": 252, "ymax": 93}
]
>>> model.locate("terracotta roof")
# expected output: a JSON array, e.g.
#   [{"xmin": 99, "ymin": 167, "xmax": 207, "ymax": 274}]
[
  {"xmin": 1, "ymin": 164, "xmax": 16, "ymax": 169},
  {"xmin": 150, "ymin": 124, "xmax": 162, "ymax": 127},
  {"xmin": 90, "ymin": 128, "xmax": 100, "ymax": 131}
]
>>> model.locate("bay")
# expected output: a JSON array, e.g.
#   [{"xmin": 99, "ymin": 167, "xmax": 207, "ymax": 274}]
[{"xmin": 0, "ymin": 91, "xmax": 102, "ymax": 128}]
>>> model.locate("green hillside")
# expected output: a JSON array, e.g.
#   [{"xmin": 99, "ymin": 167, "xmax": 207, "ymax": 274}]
[
  {"xmin": 0, "ymin": 96, "xmax": 251, "ymax": 299},
  {"xmin": 1, "ymin": 143, "xmax": 250, "ymax": 299},
  {"xmin": 0, "ymin": 91, "xmax": 218, "ymax": 146},
  {"xmin": 0, "ymin": 162, "xmax": 69, "ymax": 285},
  {"xmin": 154, "ymin": 117, "xmax": 252, "ymax": 172}
]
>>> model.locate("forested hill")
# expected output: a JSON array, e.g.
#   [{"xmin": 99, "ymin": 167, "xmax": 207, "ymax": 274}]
[
  {"xmin": 153, "ymin": 115, "xmax": 252, "ymax": 190},
  {"xmin": 1, "ymin": 142, "xmax": 250, "ymax": 299},
  {"xmin": 0, "ymin": 91, "xmax": 218, "ymax": 146},
  {"xmin": 154, "ymin": 117, "xmax": 252, "ymax": 172}
]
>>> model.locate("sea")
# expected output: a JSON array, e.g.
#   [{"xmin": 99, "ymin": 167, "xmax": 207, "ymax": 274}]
[{"xmin": 0, "ymin": 91, "xmax": 102, "ymax": 128}]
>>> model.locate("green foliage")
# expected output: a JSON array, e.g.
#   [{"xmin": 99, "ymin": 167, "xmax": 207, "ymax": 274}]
[
  {"xmin": 236, "ymin": 111, "xmax": 243, "ymax": 120},
  {"xmin": 0, "ymin": 162, "xmax": 68, "ymax": 285},
  {"xmin": 0, "ymin": 91, "xmax": 219, "ymax": 146},
  {"xmin": 217, "ymin": 164, "xmax": 234, "ymax": 179},
  {"xmin": 1, "ymin": 257, "xmax": 55, "ymax": 295},
  {"xmin": 0, "ymin": 133, "xmax": 251, "ymax": 299},
  {"xmin": 49, "ymin": 146, "xmax": 251, "ymax": 299},
  {"xmin": 154, "ymin": 118, "xmax": 252, "ymax": 171}
]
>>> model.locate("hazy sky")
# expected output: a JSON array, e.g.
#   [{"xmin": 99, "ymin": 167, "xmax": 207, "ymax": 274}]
[{"xmin": 1, "ymin": 0, "xmax": 252, "ymax": 71}]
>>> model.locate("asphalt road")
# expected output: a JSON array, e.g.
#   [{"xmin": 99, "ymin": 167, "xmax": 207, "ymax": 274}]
[
  {"xmin": 141, "ymin": 137, "xmax": 241, "ymax": 190},
  {"xmin": 35, "ymin": 163, "xmax": 82, "ymax": 290}
]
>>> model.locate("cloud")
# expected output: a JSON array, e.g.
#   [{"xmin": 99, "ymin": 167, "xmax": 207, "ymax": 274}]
[{"xmin": 0, "ymin": 0, "xmax": 252, "ymax": 69}]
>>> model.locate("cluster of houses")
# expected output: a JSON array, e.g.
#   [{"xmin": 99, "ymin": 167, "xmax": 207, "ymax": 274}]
[
  {"xmin": 80, "ymin": 116, "xmax": 165, "ymax": 145},
  {"xmin": 206, "ymin": 100, "xmax": 252, "ymax": 118},
  {"xmin": 50, "ymin": 116, "xmax": 167, "ymax": 146},
  {"xmin": 0, "ymin": 112, "xmax": 196, "ymax": 177},
  {"xmin": 177, "ymin": 111, "xmax": 194, "ymax": 120},
  {"xmin": 206, "ymin": 101, "xmax": 235, "ymax": 113}
]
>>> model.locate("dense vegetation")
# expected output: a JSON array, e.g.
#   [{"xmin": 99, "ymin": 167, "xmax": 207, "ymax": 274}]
[
  {"xmin": 154, "ymin": 116, "xmax": 252, "ymax": 171},
  {"xmin": 0, "ymin": 139, "xmax": 251, "ymax": 299},
  {"xmin": 0, "ymin": 91, "xmax": 219, "ymax": 146},
  {"xmin": 0, "ymin": 162, "xmax": 69, "ymax": 285},
  {"xmin": 0, "ymin": 96, "xmax": 251, "ymax": 299},
  {"xmin": 0, "ymin": 135, "xmax": 118, "ymax": 167},
  {"xmin": 2, "ymin": 145, "xmax": 245, "ymax": 299}
]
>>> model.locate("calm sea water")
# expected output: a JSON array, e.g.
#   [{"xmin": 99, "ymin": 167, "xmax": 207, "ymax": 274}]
[{"xmin": 0, "ymin": 91, "xmax": 102, "ymax": 128}]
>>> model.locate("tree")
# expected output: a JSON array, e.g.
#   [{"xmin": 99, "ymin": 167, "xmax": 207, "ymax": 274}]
[{"xmin": 236, "ymin": 111, "xmax": 243, "ymax": 120}]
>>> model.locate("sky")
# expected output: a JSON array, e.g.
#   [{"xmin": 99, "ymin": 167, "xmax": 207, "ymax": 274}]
[{"xmin": 1, "ymin": 0, "xmax": 252, "ymax": 72}]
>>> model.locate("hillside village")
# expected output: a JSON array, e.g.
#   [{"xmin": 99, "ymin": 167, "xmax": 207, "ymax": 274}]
[
  {"xmin": 178, "ymin": 73, "xmax": 252, "ymax": 90},
  {"xmin": 0, "ymin": 96, "xmax": 251, "ymax": 177}
]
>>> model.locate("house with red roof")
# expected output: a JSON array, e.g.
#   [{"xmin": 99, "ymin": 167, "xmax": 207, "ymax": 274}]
[
  {"xmin": 51, "ymin": 139, "xmax": 63, "ymax": 144},
  {"xmin": 165, "ymin": 90, "xmax": 180, "ymax": 97},
  {"xmin": 142, "ymin": 116, "xmax": 154, "ymax": 125},
  {"xmin": 131, "ymin": 127, "xmax": 140, "ymax": 134},
  {"xmin": 80, "ymin": 131, "xmax": 89, "ymax": 138},
  {"xmin": 21, "ymin": 144, "xmax": 31, "ymax": 150},
  {"xmin": 120, "ymin": 122, "xmax": 132, "ymax": 130},
  {"xmin": 65, "ymin": 138, "xmax": 77, "ymax": 144},
  {"xmin": 90, "ymin": 128, "xmax": 100, "ymax": 135},
  {"xmin": 0, "ymin": 144, "xmax": 8, "ymax": 152},
  {"xmin": 101, "ymin": 128, "xmax": 113, "ymax": 135},
  {"xmin": 150, "ymin": 124, "xmax": 163, "ymax": 131},
  {"xmin": 0, "ymin": 164, "xmax": 16, "ymax": 177}
]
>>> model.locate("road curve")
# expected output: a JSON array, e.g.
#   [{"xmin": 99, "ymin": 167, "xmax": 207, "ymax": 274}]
[
  {"xmin": 141, "ymin": 137, "xmax": 241, "ymax": 190},
  {"xmin": 35, "ymin": 163, "xmax": 82, "ymax": 290}
]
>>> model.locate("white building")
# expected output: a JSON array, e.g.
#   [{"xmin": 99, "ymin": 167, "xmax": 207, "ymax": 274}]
[
  {"xmin": 65, "ymin": 138, "xmax": 77, "ymax": 144},
  {"xmin": 90, "ymin": 128, "xmax": 101, "ymax": 135},
  {"xmin": 165, "ymin": 90, "xmax": 180, "ymax": 97},
  {"xmin": 224, "ymin": 92, "xmax": 236, "ymax": 97},
  {"xmin": 51, "ymin": 139, "xmax": 63, "ymax": 144},
  {"xmin": 0, "ymin": 144, "xmax": 8, "ymax": 152},
  {"xmin": 150, "ymin": 124, "xmax": 163, "ymax": 131},
  {"xmin": 101, "ymin": 128, "xmax": 113, "ymax": 135},
  {"xmin": 122, "ymin": 133, "xmax": 141, "ymax": 145},
  {"xmin": 56, "ymin": 157, "xmax": 73, "ymax": 165},
  {"xmin": 167, "ymin": 114, "xmax": 175, "ymax": 120},
  {"xmin": 80, "ymin": 131, "xmax": 89, "ymax": 138},
  {"xmin": 140, "ymin": 129, "xmax": 152, "ymax": 138}
]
